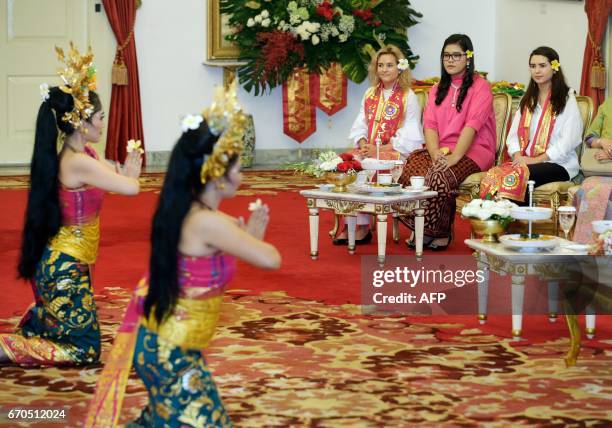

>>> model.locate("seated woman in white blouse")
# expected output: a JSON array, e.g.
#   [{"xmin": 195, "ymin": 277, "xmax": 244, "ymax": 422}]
[
  {"xmin": 480, "ymin": 46, "xmax": 583, "ymax": 202},
  {"xmin": 334, "ymin": 44, "xmax": 424, "ymax": 245}
]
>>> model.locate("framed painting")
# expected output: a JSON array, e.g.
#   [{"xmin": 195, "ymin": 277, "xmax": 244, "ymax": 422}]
[{"xmin": 206, "ymin": 0, "xmax": 243, "ymax": 64}]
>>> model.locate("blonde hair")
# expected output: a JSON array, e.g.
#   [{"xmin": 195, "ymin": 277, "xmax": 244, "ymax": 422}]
[{"xmin": 368, "ymin": 45, "xmax": 412, "ymax": 91}]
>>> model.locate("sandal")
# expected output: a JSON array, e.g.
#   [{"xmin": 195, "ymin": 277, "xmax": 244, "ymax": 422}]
[
  {"xmin": 427, "ymin": 232, "xmax": 453, "ymax": 252},
  {"xmin": 405, "ymin": 234, "xmax": 434, "ymax": 250}
]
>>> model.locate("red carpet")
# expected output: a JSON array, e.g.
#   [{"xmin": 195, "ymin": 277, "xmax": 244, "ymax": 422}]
[{"xmin": 1, "ymin": 186, "xmax": 610, "ymax": 345}]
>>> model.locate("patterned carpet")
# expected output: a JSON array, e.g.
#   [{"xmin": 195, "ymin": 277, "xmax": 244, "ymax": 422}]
[
  {"xmin": 0, "ymin": 287, "xmax": 610, "ymax": 427},
  {"xmin": 1, "ymin": 171, "xmax": 610, "ymax": 427}
]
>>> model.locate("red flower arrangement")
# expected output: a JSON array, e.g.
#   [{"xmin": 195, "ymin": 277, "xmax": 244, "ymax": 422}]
[{"xmin": 336, "ymin": 153, "xmax": 363, "ymax": 173}]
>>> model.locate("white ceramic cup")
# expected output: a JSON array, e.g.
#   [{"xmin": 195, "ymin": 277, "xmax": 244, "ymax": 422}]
[
  {"xmin": 410, "ymin": 176, "xmax": 425, "ymax": 189},
  {"xmin": 378, "ymin": 173, "xmax": 393, "ymax": 185}
]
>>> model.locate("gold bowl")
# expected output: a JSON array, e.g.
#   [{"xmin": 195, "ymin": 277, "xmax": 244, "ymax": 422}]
[
  {"xmin": 470, "ymin": 219, "xmax": 507, "ymax": 243},
  {"xmin": 325, "ymin": 172, "xmax": 357, "ymax": 193}
]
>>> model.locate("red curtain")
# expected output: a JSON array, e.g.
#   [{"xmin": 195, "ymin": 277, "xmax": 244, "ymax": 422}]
[
  {"xmin": 103, "ymin": 0, "xmax": 145, "ymax": 164},
  {"xmin": 580, "ymin": 0, "xmax": 612, "ymax": 114}
]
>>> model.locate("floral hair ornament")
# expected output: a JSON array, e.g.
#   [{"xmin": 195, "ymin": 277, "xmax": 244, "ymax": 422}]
[
  {"xmin": 39, "ymin": 83, "xmax": 50, "ymax": 102},
  {"xmin": 181, "ymin": 114, "xmax": 203, "ymax": 133},
  {"xmin": 55, "ymin": 42, "xmax": 97, "ymax": 131},
  {"xmin": 466, "ymin": 50, "xmax": 474, "ymax": 59},
  {"xmin": 397, "ymin": 58, "xmax": 409, "ymax": 72},
  {"xmin": 551, "ymin": 59, "xmax": 561, "ymax": 72},
  {"xmin": 200, "ymin": 80, "xmax": 247, "ymax": 185}
]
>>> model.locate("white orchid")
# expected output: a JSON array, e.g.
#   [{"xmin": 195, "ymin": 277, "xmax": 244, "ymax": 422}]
[
  {"xmin": 311, "ymin": 35, "xmax": 320, "ymax": 45},
  {"xmin": 126, "ymin": 139, "xmax": 144, "ymax": 154},
  {"xmin": 181, "ymin": 114, "xmax": 203, "ymax": 133},
  {"xmin": 397, "ymin": 59, "xmax": 409, "ymax": 72},
  {"xmin": 39, "ymin": 83, "xmax": 50, "ymax": 102},
  {"xmin": 261, "ymin": 18, "xmax": 271, "ymax": 27},
  {"xmin": 247, "ymin": 17, "xmax": 255, "ymax": 27}
]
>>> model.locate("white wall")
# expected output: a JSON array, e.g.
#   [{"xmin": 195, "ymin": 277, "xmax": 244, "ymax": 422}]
[
  {"xmin": 131, "ymin": 0, "xmax": 587, "ymax": 154},
  {"xmin": 495, "ymin": 0, "xmax": 587, "ymax": 90}
]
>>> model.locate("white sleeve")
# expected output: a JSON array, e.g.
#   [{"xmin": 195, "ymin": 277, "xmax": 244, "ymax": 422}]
[
  {"xmin": 506, "ymin": 109, "xmax": 521, "ymax": 156},
  {"xmin": 545, "ymin": 94, "xmax": 584, "ymax": 163},
  {"xmin": 390, "ymin": 90, "xmax": 425, "ymax": 156},
  {"xmin": 348, "ymin": 93, "xmax": 368, "ymax": 148}
]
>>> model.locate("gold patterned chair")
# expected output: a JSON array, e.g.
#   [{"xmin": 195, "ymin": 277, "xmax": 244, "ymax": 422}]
[
  {"xmin": 456, "ymin": 92, "xmax": 513, "ymax": 210},
  {"xmin": 414, "ymin": 88, "xmax": 429, "ymax": 121},
  {"xmin": 527, "ymin": 95, "xmax": 594, "ymax": 235}
]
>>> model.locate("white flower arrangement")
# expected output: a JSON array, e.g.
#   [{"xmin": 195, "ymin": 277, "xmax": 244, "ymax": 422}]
[
  {"xmin": 397, "ymin": 59, "xmax": 409, "ymax": 72},
  {"xmin": 461, "ymin": 198, "xmax": 518, "ymax": 227},
  {"xmin": 40, "ymin": 83, "xmax": 50, "ymax": 102},
  {"xmin": 181, "ymin": 114, "xmax": 203, "ymax": 133}
]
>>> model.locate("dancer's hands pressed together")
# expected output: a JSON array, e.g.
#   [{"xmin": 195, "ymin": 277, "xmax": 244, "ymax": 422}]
[
  {"xmin": 244, "ymin": 204, "xmax": 270, "ymax": 240},
  {"xmin": 115, "ymin": 151, "xmax": 143, "ymax": 178}
]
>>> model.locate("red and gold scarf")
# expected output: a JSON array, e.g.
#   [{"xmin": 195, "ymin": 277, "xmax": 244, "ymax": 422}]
[
  {"xmin": 480, "ymin": 94, "xmax": 557, "ymax": 201},
  {"xmin": 364, "ymin": 82, "xmax": 406, "ymax": 146}
]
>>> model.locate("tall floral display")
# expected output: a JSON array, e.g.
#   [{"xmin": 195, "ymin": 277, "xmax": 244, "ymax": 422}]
[{"xmin": 221, "ymin": 0, "xmax": 421, "ymax": 142}]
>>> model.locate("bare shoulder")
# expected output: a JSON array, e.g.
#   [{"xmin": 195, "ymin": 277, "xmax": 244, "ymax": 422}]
[{"xmin": 188, "ymin": 209, "xmax": 236, "ymax": 233}]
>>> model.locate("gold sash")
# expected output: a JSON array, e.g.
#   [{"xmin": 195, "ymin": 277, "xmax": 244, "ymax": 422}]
[
  {"xmin": 141, "ymin": 295, "xmax": 223, "ymax": 350},
  {"xmin": 48, "ymin": 217, "xmax": 100, "ymax": 264}
]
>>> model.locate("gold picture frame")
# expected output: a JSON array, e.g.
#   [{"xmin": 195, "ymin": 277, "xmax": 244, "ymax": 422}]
[{"xmin": 206, "ymin": 0, "xmax": 243, "ymax": 64}]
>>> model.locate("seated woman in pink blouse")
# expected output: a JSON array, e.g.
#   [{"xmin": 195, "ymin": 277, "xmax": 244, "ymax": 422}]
[{"xmin": 398, "ymin": 34, "xmax": 496, "ymax": 250}]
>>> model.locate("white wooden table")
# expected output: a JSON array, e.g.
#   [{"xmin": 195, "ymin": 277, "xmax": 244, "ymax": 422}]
[
  {"xmin": 300, "ymin": 189, "xmax": 437, "ymax": 264},
  {"xmin": 464, "ymin": 238, "xmax": 597, "ymax": 343}
]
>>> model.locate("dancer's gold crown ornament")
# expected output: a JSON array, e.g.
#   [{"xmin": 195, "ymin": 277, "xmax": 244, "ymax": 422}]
[
  {"xmin": 200, "ymin": 81, "xmax": 247, "ymax": 185},
  {"xmin": 55, "ymin": 42, "xmax": 97, "ymax": 130}
]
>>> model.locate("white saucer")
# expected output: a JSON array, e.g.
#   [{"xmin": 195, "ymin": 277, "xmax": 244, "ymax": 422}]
[
  {"xmin": 317, "ymin": 184, "xmax": 334, "ymax": 191},
  {"xmin": 561, "ymin": 243, "xmax": 590, "ymax": 253},
  {"xmin": 499, "ymin": 234, "xmax": 559, "ymax": 252},
  {"xmin": 357, "ymin": 184, "xmax": 402, "ymax": 195},
  {"xmin": 402, "ymin": 186, "xmax": 429, "ymax": 193}
]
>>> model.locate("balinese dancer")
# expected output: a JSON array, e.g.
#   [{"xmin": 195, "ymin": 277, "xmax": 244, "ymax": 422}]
[
  {"xmin": 0, "ymin": 43, "xmax": 142, "ymax": 366},
  {"xmin": 86, "ymin": 83, "xmax": 280, "ymax": 427}
]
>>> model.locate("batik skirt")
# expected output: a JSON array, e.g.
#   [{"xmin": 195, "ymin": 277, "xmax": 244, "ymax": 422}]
[{"xmin": 0, "ymin": 247, "xmax": 100, "ymax": 366}]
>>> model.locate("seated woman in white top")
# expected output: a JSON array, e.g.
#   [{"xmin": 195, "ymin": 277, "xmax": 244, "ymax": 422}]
[
  {"xmin": 480, "ymin": 46, "xmax": 583, "ymax": 202},
  {"xmin": 334, "ymin": 44, "xmax": 424, "ymax": 244}
]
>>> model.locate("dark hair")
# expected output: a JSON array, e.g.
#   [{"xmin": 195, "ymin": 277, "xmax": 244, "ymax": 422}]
[
  {"xmin": 144, "ymin": 122, "xmax": 239, "ymax": 324},
  {"xmin": 519, "ymin": 46, "xmax": 570, "ymax": 116},
  {"xmin": 18, "ymin": 88, "xmax": 102, "ymax": 279},
  {"xmin": 435, "ymin": 34, "xmax": 476, "ymax": 112}
]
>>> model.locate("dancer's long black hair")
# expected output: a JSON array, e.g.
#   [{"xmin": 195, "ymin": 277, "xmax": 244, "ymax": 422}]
[
  {"xmin": 144, "ymin": 121, "xmax": 239, "ymax": 324},
  {"xmin": 18, "ymin": 88, "xmax": 101, "ymax": 279},
  {"xmin": 435, "ymin": 34, "xmax": 476, "ymax": 113},
  {"xmin": 519, "ymin": 46, "xmax": 570, "ymax": 116}
]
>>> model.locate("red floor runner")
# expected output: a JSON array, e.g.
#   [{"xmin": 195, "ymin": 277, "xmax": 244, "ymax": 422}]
[{"xmin": 1, "ymin": 188, "xmax": 610, "ymax": 345}]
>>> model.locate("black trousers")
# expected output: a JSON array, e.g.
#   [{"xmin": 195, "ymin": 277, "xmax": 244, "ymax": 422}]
[
  {"xmin": 518, "ymin": 162, "xmax": 570, "ymax": 206},
  {"xmin": 528, "ymin": 162, "xmax": 570, "ymax": 187}
]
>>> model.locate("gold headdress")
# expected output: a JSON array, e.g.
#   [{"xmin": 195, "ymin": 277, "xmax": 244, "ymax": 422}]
[
  {"xmin": 199, "ymin": 80, "xmax": 247, "ymax": 185},
  {"xmin": 55, "ymin": 42, "xmax": 97, "ymax": 130}
]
